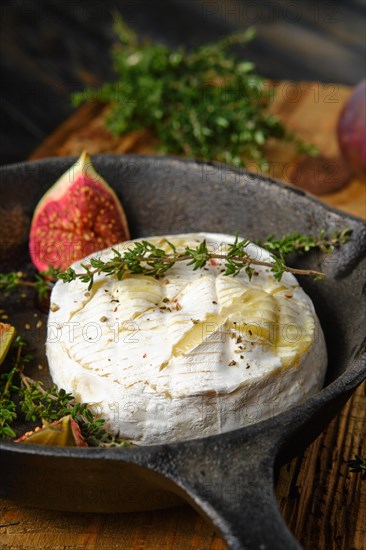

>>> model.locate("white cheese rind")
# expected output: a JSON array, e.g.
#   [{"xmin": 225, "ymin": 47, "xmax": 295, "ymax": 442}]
[{"xmin": 46, "ymin": 232, "xmax": 327, "ymax": 444}]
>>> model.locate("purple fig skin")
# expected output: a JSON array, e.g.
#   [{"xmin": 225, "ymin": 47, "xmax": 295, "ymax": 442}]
[{"xmin": 337, "ymin": 80, "xmax": 366, "ymax": 181}]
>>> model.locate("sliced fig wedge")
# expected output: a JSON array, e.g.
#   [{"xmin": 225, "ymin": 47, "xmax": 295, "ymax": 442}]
[
  {"xmin": 15, "ymin": 415, "xmax": 88, "ymax": 447},
  {"xmin": 29, "ymin": 151, "xmax": 130, "ymax": 271},
  {"xmin": 0, "ymin": 322, "xmax": 16, "ymax": 366}
]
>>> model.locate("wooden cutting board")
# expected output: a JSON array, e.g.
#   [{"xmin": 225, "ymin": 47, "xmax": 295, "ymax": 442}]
[
  {"xmin": 1, "ymin": 82, "xmax": 365, "ymax": 550},
  {"xmin": 29, "ymin": 81, "xmax": 365, "ymax": 219}
]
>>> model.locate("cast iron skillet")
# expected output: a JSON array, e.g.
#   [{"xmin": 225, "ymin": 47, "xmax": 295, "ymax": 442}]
[{"xmin": 0, "ymin": 155, "xmax": 365, "ymax": 550}]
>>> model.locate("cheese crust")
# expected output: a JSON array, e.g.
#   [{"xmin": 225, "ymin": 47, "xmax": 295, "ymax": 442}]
[{"xmin": 47, "ymin": 233, "xmax": 327, "ymax": 444}]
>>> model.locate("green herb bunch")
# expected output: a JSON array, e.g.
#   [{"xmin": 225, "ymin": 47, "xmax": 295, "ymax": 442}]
[{"xmin": 72, "ymin": 17, "xmax": 315, "ymax": 168}]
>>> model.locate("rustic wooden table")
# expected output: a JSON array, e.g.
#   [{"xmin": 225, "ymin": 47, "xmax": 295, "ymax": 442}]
[{"xmin": 0, "ymin": 81, "xmax": 365, "ymax": 549}]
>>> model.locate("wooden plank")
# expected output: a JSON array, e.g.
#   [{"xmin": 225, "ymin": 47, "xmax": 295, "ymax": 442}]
[
  {"xmin": 30, "ymin": 102, "xmax": 157, "ymax": 160},
  {"xmin": 0, "ymin": 81, "xmax": 364, "ymax": 550},
  {"xmin": 276, "ymin": 382, "xmax": 366, "ymax": 550},
  {"xmin": 0, "ymin": 503, "xmax": 226, "ymax": 550}
]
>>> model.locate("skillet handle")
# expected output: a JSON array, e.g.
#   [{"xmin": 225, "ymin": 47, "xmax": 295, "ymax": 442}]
[
  {"xmin": 186, "ymin": 462, "xmax": 300, "ymax": 550},
  {"xmin": 167, "ymin": 434, "xmax": 301, "ymax": 550}
]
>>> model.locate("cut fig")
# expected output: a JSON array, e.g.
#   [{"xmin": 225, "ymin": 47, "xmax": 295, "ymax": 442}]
[
  {"xmin": 29, "ymin": 151, "xmax": 130, "ymax": 271},
  {"xmin": 15, "ymin": 415, "xmax": 88, "ymax": 447},
  {"xmin": 0, "ymin": 322, "xmax": 16, "ymax": 366}
]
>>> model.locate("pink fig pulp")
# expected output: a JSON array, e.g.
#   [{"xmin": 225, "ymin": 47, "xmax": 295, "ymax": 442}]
[
  {"xmin": 29, "ymin": 151, "xmax": 130, "ymax": 271},
  {"xmin": 15, "ymin": 415, "xmax": 88, "ymax": 447}
]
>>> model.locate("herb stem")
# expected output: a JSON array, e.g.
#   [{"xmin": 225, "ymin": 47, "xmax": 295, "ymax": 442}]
[
  {"xmin": 170, "ymin": 252, "xmax": 324, "ymax": 277},
  {"xmin": 0, "ymin": 269, "xmax": 57, "ymax": 298},
  {"xmin": 0, "ymin": 229, "xmax": 351, "ymax": 294},
  {"xmin": 3, "ymin": 342, "xmax": 24, "ymax": 395},
  {"xmin": 212, "ymin": 254, "xmax": 324, "ymax": 277},
  {"xmin": 2, "ymin": 368, "xmax": 16, "ymax": 397},
  {"xmin": 73, "ymin": 252, "xmax": 324, "ymax": 278},
  {"xmin": 20, "ymin": 373, "xmax": 59, "ymax": 402}
]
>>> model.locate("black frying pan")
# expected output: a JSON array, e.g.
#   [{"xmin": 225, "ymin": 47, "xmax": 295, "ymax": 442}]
[{"xmin": 0, "ymin": 155, "xmax": 365, "ymax": 550}]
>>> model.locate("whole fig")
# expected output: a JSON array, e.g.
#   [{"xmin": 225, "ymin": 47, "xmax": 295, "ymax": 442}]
[{"xmin": 337, "ymin": 80, "xmax": 366, "ymax": 181}]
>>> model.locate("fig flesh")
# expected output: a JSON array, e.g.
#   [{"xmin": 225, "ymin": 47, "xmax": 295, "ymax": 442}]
[
  {"xmin": 29, "ymin": 151, "xmax": 130, "ymax": 271},
  {"xmin": 15, "ymin": 415, "xmax": 88, "ymax": 447}
]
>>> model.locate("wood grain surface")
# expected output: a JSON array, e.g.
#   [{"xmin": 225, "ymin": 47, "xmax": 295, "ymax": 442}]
[{"xmin": 1, "ymin": 82, "xmax": 365, "ymax": 550}]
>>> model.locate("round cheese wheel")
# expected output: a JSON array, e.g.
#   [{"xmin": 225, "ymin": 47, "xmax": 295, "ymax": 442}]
[{"xmin": 47, "ymin": 233, "xmax": 327, "ymax": 444}]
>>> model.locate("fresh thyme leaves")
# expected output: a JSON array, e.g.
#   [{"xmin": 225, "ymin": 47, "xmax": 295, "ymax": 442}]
[
  {"xmin": 58, "ymin": 229, "xmax": 352, "ymax": 288},
  {"xmin": 18, "ymin": 378, "xmax": 131, "ymax": 447},
  {"xmin": 0, "ymin": 271, "xmax": 23, "ymax": 293},
  {"xmin": 0, "ymin": 336, "xmax": 31, "ymax": 438},
  {"xmin": 72, "ymin": 17, "xmax": 316, "ymax": 168},
  {"xmin": 0, "ymin": 268, "xmax": 58, "ymax": 299},
  {"xmin": 0, "ymin": 229, "xmax": 352, "ymax": 294},
  {"xmin": 58, "ymin": 239, "xmax": 321, "ymax": 288},
  {"xmin": 0, "ymin": 337, "xmax": 131, "ymax": 447},
  {"xmin": 346, "ymin": 455, "xmax": 366, "ymax": 480},
  {"xmin": 261, "ymin": 228, "xmax": 352, "ymax": 256},
  {"xmin": 258, "ymin": 228, "xmax": 353, "ymax": 281}
]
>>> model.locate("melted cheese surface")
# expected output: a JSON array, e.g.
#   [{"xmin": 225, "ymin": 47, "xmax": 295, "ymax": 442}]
[{"xmin": 47, "ymin": 233, "xmax": 327, "ymax": 444}]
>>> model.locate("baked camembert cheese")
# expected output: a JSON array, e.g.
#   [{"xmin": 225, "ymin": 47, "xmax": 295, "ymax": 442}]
[{"xmin": 47, "ymin": 233, "xmax": 327, "ymax": 444}]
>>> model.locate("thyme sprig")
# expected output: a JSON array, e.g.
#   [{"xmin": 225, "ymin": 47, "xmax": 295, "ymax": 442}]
[
  {"xmin": 72, "ymin": 16, "xmax": 316, "ymax": 168},
  {"xmin": 0, "ymin": 229, "xmax": 352, "ymax": 295},
  {"xmin": 19, "ymin": 377, "xmax": 131, "ymax": 447},
  {"xmin": 0, "ymin": 268, "xmax": 58, "ymax": 299},
  {"xmin": 261, "ymin": 228, "xmax": 352, "ymax": 255},
  {"xmin": 0, "ymin": 336, "xmax": 32, "ymax": 438},
  {"xmin": 0, "ymin": 337, "xmax": 131, "ymax": 447},
  {"xmin": 58, "ymin": 229, "xmax": 351, "ymax": 289}
]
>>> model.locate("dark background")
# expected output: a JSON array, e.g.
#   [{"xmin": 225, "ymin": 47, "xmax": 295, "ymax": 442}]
[{"xmin": 1, "ymin": 0, "xmax": 365, "ymax": 165}]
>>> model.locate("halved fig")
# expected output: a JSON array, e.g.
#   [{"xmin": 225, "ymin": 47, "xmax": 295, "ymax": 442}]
[
  {"xmin": 29, "ymin": 151, "xmax": 130, "ymax": 271},
  {"xmin": 15, "ymin": 415, "xmax": 88, "ymax": 447},
  {"xmin": 0, "ymin": 322, "xmax": 16, "ymax": 366}
]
